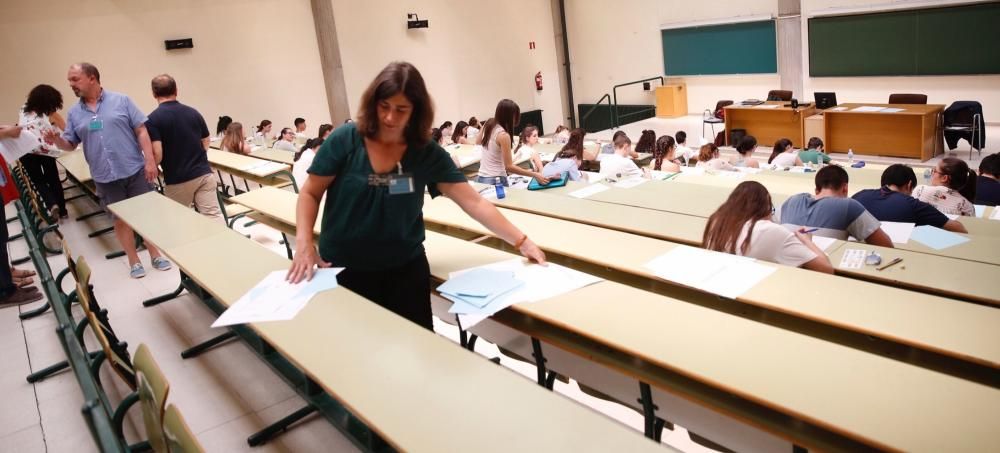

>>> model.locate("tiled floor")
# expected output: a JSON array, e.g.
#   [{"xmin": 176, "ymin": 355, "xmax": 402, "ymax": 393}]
[{"xmin": 0, "ymin": 178, "xmax": 719, "ymax": 452}]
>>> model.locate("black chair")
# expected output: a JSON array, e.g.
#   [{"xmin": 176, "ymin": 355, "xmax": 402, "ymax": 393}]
[
  {"xmin": 702, "ymin": 100, "xmax": 732, "ymax": 138},
  {"xmin": 766, "ymin": 90, "xmax": 792, "ymax": 101},
  {"xmin": 943, "ymin": 101, "xmax": 985, "ymax": 159},
  {"xmin": 888, "ymin": 93, "xmax": 927, "ymax": 104}
]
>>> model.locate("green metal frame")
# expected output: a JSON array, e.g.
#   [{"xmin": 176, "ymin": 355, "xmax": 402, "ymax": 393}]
[{"xmin": 612, "ymin": 76, "xmax": 663, "ymax": 127}]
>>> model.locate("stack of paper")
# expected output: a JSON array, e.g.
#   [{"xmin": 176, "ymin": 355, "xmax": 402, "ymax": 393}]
[
  {"xmin": 241, "ymin": 160, "xmax": 287, "ymax": 175},
  {"xmin": 851, "ymin": 106, "xmax": 886, "ymax": 113},
  {"xmin": 443, "ymin": 259, "xmax": 603, "ymax": 328},
  {"xmin": 0, "ymin": 129, "xmax": 42, "ymax": 162},
  {"xmin": 645, "ymin": 246, "xmax": 776, "ymax": 299},
  {"xmin": 212, "ymin": 268, "xmax": 344, "ymax": 327},
  {"xmin": 880, "ymin": 107, "xmax": 905, "ymax": 113}
]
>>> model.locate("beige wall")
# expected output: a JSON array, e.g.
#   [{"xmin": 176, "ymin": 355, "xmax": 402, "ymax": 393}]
[
  {"xmin": 565, "ymin": 0, "xmax": 999, "ymax": 122},
  {"xmin": 330, "ymin": 0, "xmax": 566, "ymax": 132},
  {"xmin": 0, "ymin": 0, "xmax": 331, "ymax": 136}
]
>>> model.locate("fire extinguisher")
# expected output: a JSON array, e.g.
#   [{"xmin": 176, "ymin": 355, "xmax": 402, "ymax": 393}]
[{"xmin": 535, "ymin": 71, "xmax": 543, "ymax": 91}]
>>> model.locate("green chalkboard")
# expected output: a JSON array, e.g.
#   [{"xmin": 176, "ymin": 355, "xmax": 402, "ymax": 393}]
[
  {"xmin": 809, "ymin": 2, "xmax": 1000, "ymax": 76},
  {"xmin": 661, "ymin": 20, "xmax": 777, "ymax": 76}
]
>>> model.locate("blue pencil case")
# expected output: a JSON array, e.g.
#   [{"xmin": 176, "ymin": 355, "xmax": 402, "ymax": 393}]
[{"xmin": 528, "ymin": 172, "xmax": 568, "ymax": 190}]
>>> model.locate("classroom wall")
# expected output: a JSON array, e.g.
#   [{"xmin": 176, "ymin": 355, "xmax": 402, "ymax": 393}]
[
  {"xmin": 328, "ymin": 0, "xmax": 566, "ymax": 133},
  {"xmin": 0, "ymin": 0, "xmax": 331, "ymax": 137},
  {"xmin": 566, "ymin": 0, "xmax": 1000, "ymax": 124}
]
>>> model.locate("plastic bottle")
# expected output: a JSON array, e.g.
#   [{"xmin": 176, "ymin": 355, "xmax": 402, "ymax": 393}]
[
  {"xmin": 847, "ymin": 149, "xmax": 854, "ymax": 165},
  {"xmin": 494, "ymin": 177, "xmax": 506, "ymax": 199},
  {"xmin": 923, "ymin": 168, "xmax": 932, "ymax": 183}
]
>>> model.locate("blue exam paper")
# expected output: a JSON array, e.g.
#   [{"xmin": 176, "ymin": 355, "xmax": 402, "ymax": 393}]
[
  {"xmin": 974, "ymin": 204, "xmax": 986, "ymax": 218},
  {"xmin": 443, "ymin": 279, "xmax": 524, "ymax": 314},
  {"xmin": 909, "ymin": 225, "xmax": 970, "ymax": 250},
  {"xmin": 437, "ymin": 268, "xmax": 517, "ymax": 298}
]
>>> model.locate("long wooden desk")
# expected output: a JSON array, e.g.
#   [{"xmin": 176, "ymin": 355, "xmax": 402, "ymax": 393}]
[
  {"xmin": 723, "ymin": 101, "xmax": 817, "ymax": 147},
  {"xmin": 824, "ymin": 103, "xmax": 944, "ymax": 160},
  {"xmin": 249, "ymin": 147, "xmax": 295, "ymax": 165},
  {"xmin": 487, "ymin": 187, "xmax": 999, "ymax": 305},
  {"xmin": 108, "ymin": 192, "xmax": 668, "ymax": 453},
  {"xmin": 220, "ymin": 187, "xmax": 1000, "ymax": 451},
  {"xmin": 206, "ymin": 149, "xmax": 296, "ymax": 193}
]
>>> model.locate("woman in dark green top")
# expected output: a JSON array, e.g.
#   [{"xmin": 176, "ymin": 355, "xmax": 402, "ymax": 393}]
[{"xmin": 286, "ymin": 62, "xmax": 546, "ymax": 330}]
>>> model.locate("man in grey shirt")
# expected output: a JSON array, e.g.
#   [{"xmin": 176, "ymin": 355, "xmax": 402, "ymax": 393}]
[{"xmin": 44, "ymin": 63, "xmax": 172, "ymax": 278}]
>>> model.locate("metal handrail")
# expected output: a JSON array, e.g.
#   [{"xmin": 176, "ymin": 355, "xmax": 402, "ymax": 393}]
[
  {"xmin": 612, "ymin": 76, "xmax": 664, "ymax": 127},
  {"xmin": 580, "ymin": 93, "xmax": 612, "ymax": 129}
]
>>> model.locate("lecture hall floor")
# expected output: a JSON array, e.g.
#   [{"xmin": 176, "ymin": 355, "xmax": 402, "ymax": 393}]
[{"xmin": 0, "ymin": 191, "xmax": 720, "ymax": 451}]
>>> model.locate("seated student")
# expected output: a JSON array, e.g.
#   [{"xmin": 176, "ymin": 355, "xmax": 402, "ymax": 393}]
[
  {"xmin": 431, "ymin": 127, "xmax": 449, "ymax": 146},
  {"xmin": 451, "ymin": 120, "xmax": 470, "ymax": 145},
  {"xmin": 600, "ymin": 135, "xmax": 649, "ymax": 181},
  {"xmin": 799, "ymin": 137, "xmax": 831, "ymax": 165},
  {"xmin": 730, "ymin": 135, "xmax": 760, "ymax": 168},
  {"xmin": 651, "ymin": 135, "xmax": 681, "ymax": 173},
  {"xmin": 704, "ymin": 181, "xmax": 833, "ymax": 273},
  {"xmin": 293, "ymin": 117, "xmax": 308, "ymax": 138},
  {"xmin": 273, "ymin": 127, "xmax": 298, "ymax": 151},
  {"xmin": 541, "ymin": 146, "xmax": 587, "ymax": 182},
  {"xmin": 695, "ymin": 143, "xmax": 736, "ymax": 171},
  {"xmin": 292, "ymin": 137, "xmax": 323, "ymax": 189},
  {"xmin": 563, "ymin": 128, "xmax": 598, "ymax": 162},
  {"xmin": 553, "ymin": 125, "xmax": 571, "ymax": 144},
  {"xmin": 438, "ymin": 121, "xmax": 454, "ymax": 145},
  {"xmin": 254, "ymin": 119, "xmax": 273, "ymax": 140},
  {"xmin": 514, "ymin": 125, "xmax": 543, "ymax": 172},
  {"xmin": 767, "ymin": 138, "xmax": 803, "ymax": 168},
  {"xmin": 853, "ymin": 164, "xmax": 967, "ymax": 233},
  {"xmin": 634, "ymin": 130, "xmax": 656, "ymax": 154},
  {"xmin": 317, "ymin": 123, "xmax": 334, "ymax": 140},
  {"xmin": 974, "ymin": 153, "xmax": 999, "ymax": 206},
  {"xmin": 780, "ymin": 165, "xmax": 894, "ymax": 247},
  {"xmin": 466, "ymin": 116, "xmax": 481, "ymax": 142},
  {"xmin": 215, "ymin": 115, "xmax": 232, "ymax": 140},
  {"xmin": 221, "ymin": 122, "xmax": 252, "ymax": 155},
  {"xmin": 912, "ymin": 157, "xmax": 976, "ymax": 216},
  {"xmin": 675, "ymin": 130, "xmax": 695, "ymax": 164}
]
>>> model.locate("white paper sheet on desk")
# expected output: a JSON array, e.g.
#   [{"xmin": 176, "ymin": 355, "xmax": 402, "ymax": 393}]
[
  {"xmin": 755, "ymin": 104, "xmax": 780, "ymax": 109},
  {"xmin": 879, "ymin": 221, "xmax": 915, "ymax": 244},
  {"xmin": 828, "ymin": 107, "xmax": 848, "ymax": 112},
  {"xmin": 991, "ymin": 207, "xmax": 1000, "ymax": 221},
  {"xmin": 838, "ymin": 249, "xmax": 866, "ymax": 269},
  {"xmin": 645, "ymin": 246, "xmax": 776, "ymax": 299},
  {"xmin": 245, "ymin": 161, "xmax": 287, "ymax": 176},
  {"xmin": 811, "ymin": 236, "xmax": 837, "ymax": 252},
  {"xmin": 851, "ymin": 106, "xmax": 886, "ymax": 112},
  {"xmin": 614, "ymin": 178, "xmax": 646, "ymax": 189},
  {"xmin": 880, "ymin": 108, "xmax": 905, "ymax": 113},
  {"xmin": 568, "ymin": 183, "xmax": 610, "ymax": 199},
  {"xmin": 211, "ymin": 268, "xmax": 344, "ymax": 327},
  {"xmin": 0, "ymin": 129, "xmax": 41, "ymax": 162},
  {"xmin": 449, "ymin": 258, "xmax": 603, "ymax": 328}
]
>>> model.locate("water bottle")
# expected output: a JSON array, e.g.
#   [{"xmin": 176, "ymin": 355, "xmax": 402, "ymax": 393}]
[
  {"xmin": 494, "ymin": 177, "xmax": 505, "ymax": 199},
  {"xmin": 923, "ymin": 168, "xmax": 931, "ymax": 183},
  {"xmin": 847, "ymin": 149, "xmax": 854, "ymax": 164}
]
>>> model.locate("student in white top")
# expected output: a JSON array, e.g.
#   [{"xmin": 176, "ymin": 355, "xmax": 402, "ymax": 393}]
[
  {"xmin": 292, "ymin": 137, "xmax": 323, "ymax": 189},
  {"xmin": 651, "ymin": 135, "xmax": 681, "ymax": 173},
  {"xmin": 912, "ymin": 157, "xmax": 977, "ymax": 216},
  {"xmin": 273, "ymin": 127, "xmax": 298, "ymax": 152},
  {"xmin": 293, "ymin": 117, "xmax": 308, "ymax": 138},
  {"xmin": 703, "ymin": 181, "xmax": 833, "ymax": 273},
  {"xmin": 767, "ymin": 138, "xmax": 803, "ymax": 168},
  {"xmin": 18, "ymin": 84, "xmax": 67, "ymax": 219},
  {"xmin": 466, "ymin": 117, "xmax": 481, "ymax": 143},
  {"xmin": 553, "ymin": 125, "xmax": 570, "ymax": 144},
  {"xmin": 731, "ymin": 135, "xmax": 760, "ymax": 168},
  {"xmin": 476, "ymin": 99, "xmax": 549, "ymax": 186},
  {"xmin": 695, "ymin": 143, "xmax": 736, "ymax": 171},
  {"xmin": 221, "ymin": 122, "xmax": 252, "ymax": 155},
  {"xmin": 451, "ymin": 120, "xmax": 470, "ymax": 145},
  {"xmin": 674, "ymin": 131, "xmax": 695, "ymax": 164},
  {"xmin": 514, "ymin": 125, "xmax": 544, "ymax": 172},
  {"xmin": 600, "ymin": 135, "xmax": 649, "ymax": 182},
  {"xmin": 541, "ymin": 146, "xmax": 586, "ymax": 182},
  {"xmin": 254, "ymin": 120, "xmax": 273, "ymax": 140}
]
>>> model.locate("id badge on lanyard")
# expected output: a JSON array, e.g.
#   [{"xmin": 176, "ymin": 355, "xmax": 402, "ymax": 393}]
[
  {"xmin": 388, "ymin": 161, "xmax": 414, "ymax": 195},
  {"xmin": 88, "ymin": 115, "xmax": 103, "ymax": 131}
]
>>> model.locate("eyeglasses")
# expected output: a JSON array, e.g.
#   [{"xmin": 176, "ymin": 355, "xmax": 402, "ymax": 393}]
[{"xmin": 931, "ymin": 168, "xmax": 942, "ymax": 175}]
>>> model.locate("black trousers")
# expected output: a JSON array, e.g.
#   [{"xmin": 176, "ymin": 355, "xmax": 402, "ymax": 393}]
[
  {"xmin": 20, "ymin": 154, "xmax": 65, "ymax": 213},
  {"xmin": 0, "ymin": 214, "xmax": 15, "ymax": 297},
  {"xmin": 335, "ymin": 252, "xmax": 433, "ymax": 331}
]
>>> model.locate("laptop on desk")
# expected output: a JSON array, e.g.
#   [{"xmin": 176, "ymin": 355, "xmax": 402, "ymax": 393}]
[{"xmin": 814, "ymin": 92, "xmax": 838, "ymax": 110}]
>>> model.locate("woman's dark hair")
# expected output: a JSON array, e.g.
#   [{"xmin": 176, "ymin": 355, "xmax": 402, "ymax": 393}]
[
  {"xmin": 561, "ymin": 128, "xmax": 587, "ymax": 155},
  {"xmin": 768, "ymin": 138, "xmax": 793, "ymax": 164},
  {"xmin": 735, "ymin": 135, "xmax": 757, "ymax": 156},
  {"xmin": 256, "ymin": 120, "xmax": 272, "ymax": 133},
  {"xmin": 295, "ymin": 137, "xmax": 324, "ymax": 162},
  {"xmin": 634, "ymin": 130, "xmax": 656, "ymax": 154},
  {"xmin": 451, "ymin": 121, "xmax": 468, "ymax": 144},
  {"xmin": 431, "ymin": 128, "xmax": 443, "ymax": 144},
  {"xmin": 675, "ymin": 130, "xmax": 687, "ymax": 145},
  {"xmin": 514, "ymin": 125, "xmax": 538, "ymax": 155},
  {"xmin": 880, "ymin": 164, "xmax": 918, "ymax": 189},
  {"xmin": 815, "ymin": 165, "xmax": 849, "ymax": 191},
  {"xmin": 555, "ymin": 145, "xmax": 582, "ymax": 161},
  {"xmin": 278, "ymin": 127, "xmax": 294, "ymax": 140},
  {"xmin": 937, "ymin": 157, "xmax": 977, "ymax": 202},
  {"xmin": 317, "ymin": 123, "xmax": 333, "ymax": 139},
  {"xmin": 356, "ymin": 61, "xmax": 434, "ymax": 147},
  {"xmin": 653, "ymin": 135, "xmax": 676, "ymax": 171},
  {"xmin": 468, "ymin": 117, "xmax": 480, "ymax": 128},
  {"xmin": 439, "ymin": 121, "xmax": 453, "ymax": 131},
  {"xmin": 980, "ymin": 153, "xmax": 999, "ymax": 177},
  {"xmin": 216, "ymin": 116, "xmax": 233, "ymax": 135},
  {"xmin": 703, "ymin": 181, "xmax": 774, "ymax": 255},
  {"xmin": 807, "ymin": 137, "xmax": 824, "ymax": 150},
  {"xmin": 23, "ymin": 84, "xmax": 63, "ymax": 116},
  {"xmin": 479, "ymin": 99, "xmax": 520, "ymax": 150}
]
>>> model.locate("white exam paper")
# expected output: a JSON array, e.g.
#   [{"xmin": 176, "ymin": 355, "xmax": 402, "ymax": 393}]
[
  {"xmin": 212, "ymin": 268, "xmax": 344, "ymax": 327},
  {"xmin": 838, "ymin": 249, "xmax": 866, "ymax": 269},
  {"xmin": 0, "ymin": 129, "xmax": 41, "ymax": 163},
  {"xmin": 851, "ymin": 106, "xmax": 886, "ymax": 113},
  {"xmin": 811, "ymin": 236, "xmax": 837, "ymax": 252},
  {"xmin": 568, "ymin": 183, "xmax": 610, "ymax": 199},
  {"xmin": 645, "ymin": 246, "xmax": 776, "ymax": 299},
  {"xmin": 879, "ymin": 221, "xmax": 915, "ymax": 244}
]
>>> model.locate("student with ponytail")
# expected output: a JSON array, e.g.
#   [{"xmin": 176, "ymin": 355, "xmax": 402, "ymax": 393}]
[
  {"xmin": 513, "ymin": 125, "xmax": 543, "ymax": 172},
  {"xmin": 767, "ymin": 138, "xmax": 802, "ymax": 167},
  {"xmin": 651, "ymin": 135, "xmax": 680, "ymax": 172},
  {"xmin": 477, "ymin": 99, "xmax": 549, "ymax": 186},
  {"xmin": 731, "ymin": 135, "xmax": 760, "ymax": 168},
  {"xmin": 912, "ymin": 157, "xmax": 977, "ymax": 216}
]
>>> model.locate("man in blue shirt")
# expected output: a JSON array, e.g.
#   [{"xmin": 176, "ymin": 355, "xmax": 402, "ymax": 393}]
[
  {"xmin": 44, "ymin": 63, "xmax": 171, "ymax": 278},
  {"xmin": 976, "ymin": 153, "xmax": 1000, "ymax": 206},
  {"xmin": 853, "ymin": 164, "xmax": 967, "ymax": 233},
  {"xmin": 779, "ymin": 165, "xmax": 894, "ymax": 247}
]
